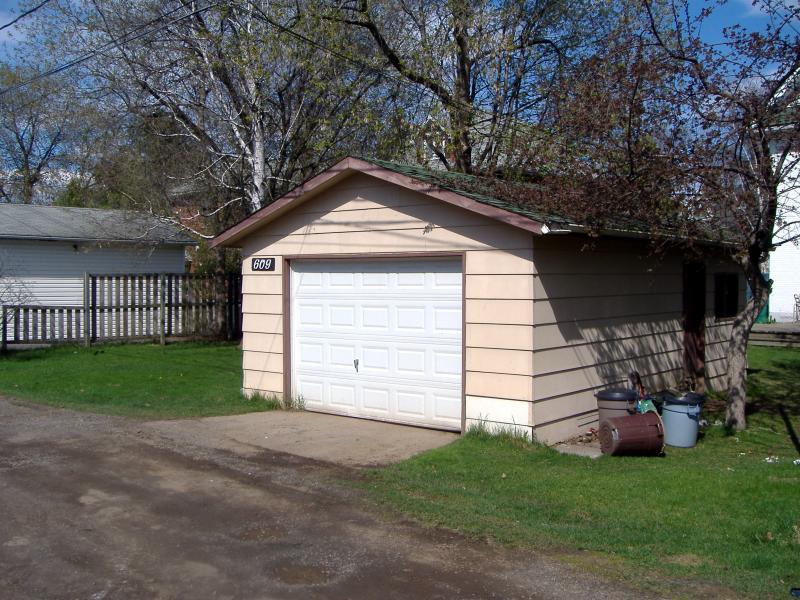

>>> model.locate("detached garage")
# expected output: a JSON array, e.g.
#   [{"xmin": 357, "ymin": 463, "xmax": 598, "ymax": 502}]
[{"xmin": 212, "ymin": 157, "xmax": 740, "ymax": 444}]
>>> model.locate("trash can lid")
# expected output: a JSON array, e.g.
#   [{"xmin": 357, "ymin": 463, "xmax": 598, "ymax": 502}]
[
  {"xmin": 664, "ymin": 392, "xmax": 705, "ymax": 406},
  {"xmin": 595, "ymin": 388, "xmax": 638, "ymax": 402}
]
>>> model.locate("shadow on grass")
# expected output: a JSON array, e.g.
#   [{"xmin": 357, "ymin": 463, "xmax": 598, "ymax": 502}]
[
  {"xmin": 0, "ymin": 347, "xmax": 60, "ymax": 362},
  {"xmin": 746, "ymin": 358, "xmax": 800, "ymax": 417}
]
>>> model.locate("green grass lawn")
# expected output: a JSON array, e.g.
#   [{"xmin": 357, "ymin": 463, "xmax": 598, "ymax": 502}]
[
  {"xmin": 0, "ymin": 342, "xmax": 275, "ymax": 418},
  {"xmin": 366, "ymin": 346, "xmax": 800, "ymax": 599}
]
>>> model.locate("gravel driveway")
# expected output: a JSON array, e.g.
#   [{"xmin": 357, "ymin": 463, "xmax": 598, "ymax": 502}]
[{"xmin": 0, "ymin": 397, "xmax": 652, "ymax": 600}]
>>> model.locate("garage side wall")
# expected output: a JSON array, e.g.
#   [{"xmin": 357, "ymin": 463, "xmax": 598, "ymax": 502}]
[
  {"xmin": 704, "ymin": 256, "xmax": 743, "ymax": 390},
  {"xmin": 531, "ymin": 236, "xmax": 737, "ymax": 444},
  {"xmin": 239, "ymin": 173, "xmax": 535, "ymax": 435},
  {"xmin": 531, "ymin": 237, "xmax": 683, "ymax": 444}
]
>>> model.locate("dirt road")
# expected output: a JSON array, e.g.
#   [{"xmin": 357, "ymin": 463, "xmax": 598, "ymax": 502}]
[{"xmin": 0, "ymin": 398, "xmax": 652, "ymax": 600}]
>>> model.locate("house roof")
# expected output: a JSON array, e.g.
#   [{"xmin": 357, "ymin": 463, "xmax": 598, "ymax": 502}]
[
  {"xmin": 212, "ymin": 156, "xmax": 680, "ymax": 249},
  {"xmin": 0, "ymin": 204, "xmax": 195, "ymax": 246},
  {"xmin": 212, "ymin": 157, "xmax": 580, "ymax": 248}
]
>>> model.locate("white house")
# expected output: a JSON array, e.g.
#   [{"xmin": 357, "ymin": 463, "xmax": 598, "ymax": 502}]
[
  {"xmin": 767, "ymin": 105, "xmax": 800, "ymax": 322},
  {"xmin": 0, "ymin": 205, "xmax": 194, "ymax": 307}
]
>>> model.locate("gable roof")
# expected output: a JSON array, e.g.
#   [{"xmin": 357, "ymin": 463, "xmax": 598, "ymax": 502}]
[
  {"xmin": 212, "ymin": 156, "xmax": 703, "ymax": 249},
  {"xmin": 0, "ymin": 205, "xmax": 195, "ymax": 246},
  {"xmin": 211, "ymin": 157, "xmax": 578, "ymax": 248}
]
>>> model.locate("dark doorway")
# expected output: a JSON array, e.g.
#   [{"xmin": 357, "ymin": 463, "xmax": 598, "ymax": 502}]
[{"xmin": 683, "ymin": 262, "xmax": 706, "ymax": 391}]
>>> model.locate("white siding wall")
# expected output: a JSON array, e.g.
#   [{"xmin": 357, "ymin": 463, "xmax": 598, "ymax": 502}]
[
  {"xmin": 769, "ymin": 243, "xmax": 800, "ymax": 321},
  {"xmin": 0, "ymin": 239, "xmax": 186, "ymax": 306},
  {"xmin": 770, "ymin": 150, "xmax": 800, "ymax": 322}
]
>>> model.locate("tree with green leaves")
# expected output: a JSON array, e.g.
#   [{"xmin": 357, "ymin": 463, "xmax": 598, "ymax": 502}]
[
  {"xmin": 641, "ymin": 0, "xmax": 800, "ymax": 429},
  {"xmin": 44, "ymin": 0, "xmax": 407, "ymax": 213},
  {"xmin": 327, "ymin": 0, "xmax": 615, "ymax": 175}
]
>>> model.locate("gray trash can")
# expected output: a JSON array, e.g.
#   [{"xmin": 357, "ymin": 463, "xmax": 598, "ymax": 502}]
[
  {"xmin": 662, "ymin": 392, "xmax": 705, "ymax": 448},
  {"xmin": 596, "ymin": 388, "xmax": 638, "ymax": 424}
]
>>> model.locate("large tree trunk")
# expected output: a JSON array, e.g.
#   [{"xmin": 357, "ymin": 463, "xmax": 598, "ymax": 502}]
[{"xmin": 724, "ymin": 281, "xmax": 769, "ymax": 430}]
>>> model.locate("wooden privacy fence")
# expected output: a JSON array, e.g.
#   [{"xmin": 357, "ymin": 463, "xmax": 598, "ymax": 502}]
[{"xmin": 1, "ymin": 272, "xmax": 242, "ymax": 349}]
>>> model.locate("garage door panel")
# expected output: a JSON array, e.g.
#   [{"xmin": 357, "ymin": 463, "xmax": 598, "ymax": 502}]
[
  {"xmin": 329, "ymin": 305, "xmax": 355, "ymax": 327},
  {"xmin": 396, "ymin": 306, "xmax": 426, "ymax": 331},
  {"xmin": 363, "ymin": 306, "xmax": 390, "ymax": 330},
  {"xmin": 363, "ymin": 387, "xmax": 390, "ymax": 412},
  {"xmin": 297, "ymin": 379, "xmax": 324, "ymax": 407},
  {"xmin": 396, "ymin": 390, "xmax": 426, "ymax": 417},
  {"xmin": 298, "ymin": 342, "xmax": 324, "ymax": 367},
  {"xmin": 329, "ymin": 383, "xmax": 356, "ymax": 407},
  {"xmin": 433, "ymin": 392, "xmax": 462, "ymax": 420},
  {"xmin": 292, "ymin": 259, "xmax": 462, "ymax": 430},
  {"xmin": 362, "ymin": 346, "xmax": 390, "ymax": 373},
  {"xmin": 329, "ymin": 344, "xmax": 356, "ymax": 369},
  {"xmin": 434, "ymin": 351, "xmax": 461, "ymax": 377},
  {"xmin": 434, "ymin": 307, "xmax": 461, "ymax": 331},
  {"xmin": 297, "ymin": 304, "xmax": 323, "ymax": 326}
]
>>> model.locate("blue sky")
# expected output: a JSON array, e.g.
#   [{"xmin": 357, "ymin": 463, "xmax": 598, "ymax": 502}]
[{"xmin": 0, "ymin": 0, "xmax": 788, "ymax": 61}]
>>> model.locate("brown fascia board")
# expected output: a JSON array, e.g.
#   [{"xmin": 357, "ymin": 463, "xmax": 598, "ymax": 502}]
[{"xmin": 210, "ymin": 157, "xmax": 546, "ymax": 248}]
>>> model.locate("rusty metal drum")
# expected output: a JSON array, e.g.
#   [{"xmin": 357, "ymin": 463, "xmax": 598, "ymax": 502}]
[{"xmin": 599, "ymin": 412, "xmax": 665, "ymax": 456}]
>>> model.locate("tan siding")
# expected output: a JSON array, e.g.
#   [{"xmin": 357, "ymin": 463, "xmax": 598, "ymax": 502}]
[
  {"xmin": 466, "ymin": 299, "xmax": 533, "ymax": 325},
  {"xmin": 243, "ymin": 351, "xmax": 282, "ymax": 373},
  {"xmin": 533, "ymin": 273, "xmax": 682, "ymax": 300},
  {"xmin": 465, "ymin": 323, "xmax": 533, "ymax": 351},
  {"xmin": 466, "ymin": 274, "xmax": 533, "ymax": 299},
  {"xmin": 259, "ymin": 203, "xmax": 495, "ymax": 237},
  {"xmin": 466, "ymin": 372, "xmax": 532, "ymax": 401},
  {"xmin": 241, "ymin": 294, "xmax": 282, "ymax": 315},
  {"xmin": 533, "ymin": 316, "xmax": 683, "ymax": 351},
  {"xmin": 466, "ymin": 348, "xmax": 532, "ymax": 376},
  {"xmin": 534, "ymin": 334, "xmax": 683, "ymax": 376},
  {"xmin": 534, "ymin": 390, "xmax": 598, "ymax": 425},
  {"xmin": 242, "ymin": 332, "xmax": 283, "ymax": 354},
  {"xmin": 705, "ymin": 340, "xmax": 728, "ymax": 361},
  {"xmin": 534, "ymin": 353, "xmax": 683, "ymax": 401},
  {"xmin": 242, "ymin": 314, "xmax": 282, "ymax": 335},
  {"xmin": 238, "ymin": 172, "xmax": 535, "ymax": 426},
  {"xmin": 465, "ymin": 248, "xmax": 534, "ymax": 274},
  {"xmin": 242, "ymin": 274, "xmax": 282, "ymax": 295},
  {"xmin": 534, "ymin": 415, "xmax": 595, "ymax": 446},
  {"xmin": 530, "ymin": 236, "xmax": 687, "ymax": 441},
  {"xmin": 243, "ymin": 225, "xmax": 532, "ymax": 257},
  {"xmin": 533, "ymin": 293, "xmax": 681, "ymax": 325},
  {"xmin": 243, "ymin": 369, "xmax": 282, "ymax": 393}
]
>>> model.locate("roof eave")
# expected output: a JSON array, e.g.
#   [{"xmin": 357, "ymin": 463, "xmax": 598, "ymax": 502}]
[
  {"xmin": 210, "ymin": 156, "xmax": 547, "ymax": 248},
  {"xmin": 0, "ymin": 235, "xmax": 195, "ymax": 246}
]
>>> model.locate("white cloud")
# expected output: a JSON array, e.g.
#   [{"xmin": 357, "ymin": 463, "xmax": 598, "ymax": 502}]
[{"xmin": 734, "ymin": 0, "xmax": 771, "ymax": 18}]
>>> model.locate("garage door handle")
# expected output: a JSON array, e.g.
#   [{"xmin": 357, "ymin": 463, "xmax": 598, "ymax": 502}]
[{"xmin": 354, "ymin": 359, "xmax": 359, "ymax": 373}]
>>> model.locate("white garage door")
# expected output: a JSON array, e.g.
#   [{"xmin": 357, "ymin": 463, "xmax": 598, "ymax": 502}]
[{"xmin": 291, "ymin": 259, "xmax": 463, "ymax": 430}]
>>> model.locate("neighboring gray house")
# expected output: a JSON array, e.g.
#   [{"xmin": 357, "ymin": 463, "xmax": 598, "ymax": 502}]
[{"xmin": 0, "ymin": 205, "xmax": 195, "ymax": 306}]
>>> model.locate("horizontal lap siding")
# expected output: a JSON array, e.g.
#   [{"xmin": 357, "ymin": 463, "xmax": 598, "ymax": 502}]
[
  {"xmin": 703, "ymin": 256, "xmax": 740, "ymax": 391},
  {"xmin": 240, "ymin": 173, "xmax": 535, "ymax": 430},
  {"xmin": 0, "ymin": 240, "xmax": 185, "ymax": 306},
  {"xmin": 531, "ymin": 237, "xmax": 684, "ymax": 444}
]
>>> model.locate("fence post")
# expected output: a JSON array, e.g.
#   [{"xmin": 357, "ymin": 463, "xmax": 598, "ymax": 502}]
[
  {"xmin": 159, "ymin": 273, "xmax": 166, "ymax": 346},
  {"xmin": 1, "ymin": 305, "xmax": 7, "ymax": 353},
  {"xmin": 83, "ymin": 272, "xmax": 91, "ymax": 347}
]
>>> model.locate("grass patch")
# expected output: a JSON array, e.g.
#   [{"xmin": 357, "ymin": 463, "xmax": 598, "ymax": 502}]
[
  {"xmin": 365, "ymin": 346, "xmax": 800, "ymax": 599},
  {"xmin": 0, "ymin": 342, "xmax": 277, "ymax": 419}
]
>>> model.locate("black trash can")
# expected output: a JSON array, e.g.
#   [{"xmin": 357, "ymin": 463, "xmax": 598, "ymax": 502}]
[{"xmin": 596, "ymin": 388, "xmax": 638, "ymax": 424}]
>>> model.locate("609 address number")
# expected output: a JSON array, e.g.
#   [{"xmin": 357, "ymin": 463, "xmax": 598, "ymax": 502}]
[{"xmin": 251, "ymin": 257, "xmax": 276, "ymax": 271}]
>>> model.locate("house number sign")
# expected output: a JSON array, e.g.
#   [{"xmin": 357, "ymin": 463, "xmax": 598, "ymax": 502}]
[{"xmin": 251, "ymin": 257, "xmax": 276, "ymax": 271}]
